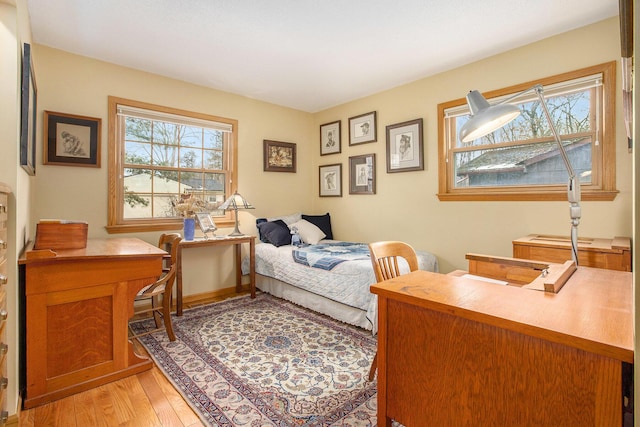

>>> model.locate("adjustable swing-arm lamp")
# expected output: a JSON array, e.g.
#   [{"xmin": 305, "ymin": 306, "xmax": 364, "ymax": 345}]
[{"xmin": 459, "ymin": 84, "xmax": 581, "ymax": 265}]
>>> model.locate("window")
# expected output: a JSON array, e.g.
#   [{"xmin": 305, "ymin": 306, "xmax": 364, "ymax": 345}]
[
  {"xmin": 107, "ymin": 97, "xmax": 238, "ymax": 233},
  {"xmin": 437, "ymin": 62, "xmax": 617, "ymax": 201}
]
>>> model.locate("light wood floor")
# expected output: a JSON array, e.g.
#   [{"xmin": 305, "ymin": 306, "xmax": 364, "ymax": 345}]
[{"xmin": 19, "ymin": 291, "xmax": 249, "ymax": 427}]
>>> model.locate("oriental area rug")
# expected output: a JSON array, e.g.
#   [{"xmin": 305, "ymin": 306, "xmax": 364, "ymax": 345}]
[{"xmin": 130, "ymin": 293, "xmax": 378, "ymax": 426}]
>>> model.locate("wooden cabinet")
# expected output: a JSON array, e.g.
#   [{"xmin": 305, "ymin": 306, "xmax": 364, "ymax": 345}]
[
  {"xmin": 19, "ymin": 238, "xmax": 165, "ymax": 408},
  {"xmin": 513, "ymin": 234, "xmax": 631, "ymax": 271},
  {"xmin": 0, "ymin": 184, "xmax": 9, "ymax": 425}
]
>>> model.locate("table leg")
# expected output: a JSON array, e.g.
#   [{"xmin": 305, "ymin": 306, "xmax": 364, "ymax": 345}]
[
  {"xmin": 249, "ymin": 237, "xmax": 256, "ymax": 298},
  {"xmin": 176, "ymin": 246, "xmax": 183, "ymax": 316}
]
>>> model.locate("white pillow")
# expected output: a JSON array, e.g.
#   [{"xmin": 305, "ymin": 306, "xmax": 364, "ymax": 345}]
[
  {"xmin": 267, "ymin": 212, "xmax": 302, "ymax": 225},
  {"xmin": 290, "ymin": 219, "xmax": 326, "ymax": 244}
]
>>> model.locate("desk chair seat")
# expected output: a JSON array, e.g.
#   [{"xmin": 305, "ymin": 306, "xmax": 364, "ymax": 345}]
[
  {"xmin": 368, "ymin": 240, "xmax": 419, "ymax": 381},
  {"xmin": 129, "ymin": 233, "xmax": 182, "ymax": 342}
]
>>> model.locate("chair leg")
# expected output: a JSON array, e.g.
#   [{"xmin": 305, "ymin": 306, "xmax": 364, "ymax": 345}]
[
  {"xmin": 151, "ymin": 296, "xmax": 162, "ymax": 329},
  {"xmin": 162, "ymin": 294, "xmax": 176, "ymax": 341},
  {"xmin": 368, "ymin": 352, "xmax": 378, "ymax": 381}
]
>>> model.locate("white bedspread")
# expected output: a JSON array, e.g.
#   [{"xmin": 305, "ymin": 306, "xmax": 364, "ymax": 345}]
[{"xmin": 242, "ymin": 240, "xmax": 439, "ymax": 331}]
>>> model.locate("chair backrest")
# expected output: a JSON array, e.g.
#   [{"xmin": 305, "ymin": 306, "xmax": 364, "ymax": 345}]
[
  {"xmin": 159, "ymin": 233, "xmax": 182, "ymax": 272},
  {"xmin": 368, "ymin": 241, "xmax": 419, "ymax": 283}
]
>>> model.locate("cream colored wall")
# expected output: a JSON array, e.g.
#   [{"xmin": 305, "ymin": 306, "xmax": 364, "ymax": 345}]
[
  {"xmin": 31, "ymin": 45, "xmax": 315, "ymax": 296},
  {"xmin": 313, "ymin": 17, "xmax": 631, "ymax": 273}
]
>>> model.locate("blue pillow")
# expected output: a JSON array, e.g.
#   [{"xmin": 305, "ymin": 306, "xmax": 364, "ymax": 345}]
[
  {"xmin": 302, "ymin": 213, "xmax": 333, "ymax": 240},
  {"xmin": 257, "ymin": 220, "xmax": 291, "ymax": 247},
  {"xmin": 256, "ymin": 218, "xmax": 268, "ymax": 242}
]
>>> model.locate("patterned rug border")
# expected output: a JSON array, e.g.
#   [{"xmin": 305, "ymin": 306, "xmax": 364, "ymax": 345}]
[{"xmin": 132, "ymin": 292, "xmax": 378, "ymax": 426}]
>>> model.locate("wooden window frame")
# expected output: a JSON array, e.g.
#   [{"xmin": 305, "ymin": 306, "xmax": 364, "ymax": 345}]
[
  {"xmin": 106, "ymin": 96, "xmax": 238, "ymax": 234},
  {"xmin": 437, "ymin": 62, "xmax": 617, "ymax": 202}
]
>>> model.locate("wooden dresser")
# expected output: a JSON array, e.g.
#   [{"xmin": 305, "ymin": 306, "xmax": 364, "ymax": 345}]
[
  {"xmin": 0, "ymin": 184, "xmax": 9, "ymax": 425},
  {"xmin": 513, "ymin": 234, "xmax": 631, "ymax": 271}
]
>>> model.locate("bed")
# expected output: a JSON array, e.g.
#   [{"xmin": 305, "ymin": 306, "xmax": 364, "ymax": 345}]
[{"xmin": 241, "ymin": 213, "xmax": 439, "ymax": 333}]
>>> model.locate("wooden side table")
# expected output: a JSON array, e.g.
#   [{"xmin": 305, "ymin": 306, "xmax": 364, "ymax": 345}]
[{"xmin": 176, "ymin": 235, "xmax": 256, "ymax": 315}]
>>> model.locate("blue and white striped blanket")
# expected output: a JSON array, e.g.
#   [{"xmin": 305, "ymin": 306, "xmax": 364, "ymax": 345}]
[{"xmin": 292, "ymin": 242, "xmax": 371, "ymax": 270}]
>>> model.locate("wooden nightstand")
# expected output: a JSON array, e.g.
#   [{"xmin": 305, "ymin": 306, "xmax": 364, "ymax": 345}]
[{"xmin": 513, "ymin": 234, "xmax": 631, "ymax": 271}]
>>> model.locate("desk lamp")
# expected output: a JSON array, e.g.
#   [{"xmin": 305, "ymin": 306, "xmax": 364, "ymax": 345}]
[
  {"xmin": 459, "ymin": 85, "xmax": 581, "ymax": 265},
  {"xmin": 218, "ymin": 191, "xmax": 254, "ymax": 236}
]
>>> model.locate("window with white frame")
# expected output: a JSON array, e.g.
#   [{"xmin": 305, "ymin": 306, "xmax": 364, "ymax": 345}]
[
  {"xmin": 107, "ymin": 97, "xmax": 237, "ymax": 233},
  {"xmin": 437, "ymin": 62, "xmax": 617, "ymax": 201}
]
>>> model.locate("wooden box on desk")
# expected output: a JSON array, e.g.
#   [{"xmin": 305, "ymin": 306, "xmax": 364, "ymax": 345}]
[{"xmin": 34, "ymin": 220, "xmax": 88, "ymax": 250}]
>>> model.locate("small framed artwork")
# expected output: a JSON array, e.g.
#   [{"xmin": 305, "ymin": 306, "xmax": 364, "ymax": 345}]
[
  {"xmin": 264, "ymin": 140, "xmax": 296, "ymax": 172},
  {"xmin": 319, "ymin": 164, "xmax": 342, "ymax": 197},
  {"xmin": 349, "ymin": 154, "xmax": 376, "ymax": 195},
  {"xmin": 386, "ymin": 118, "xmax": 424, "ymax": 173},
  {"xmin": 44, "ymin": 111, "xmax": 101, "ymax": 167},
  {"xmin": 20, "ymin": 43, "xmax": 37, "ymax": 176},
  {"xmin": 320, "ymin": 120, "xmax": 341, "ymax": 155},
  {"xmin": 349, "ymin": 111, "xmax": 377, "ymax": 145},
  {"xmin": 195, "ymin": 212, "xmax": 218, "ymax": 239}
]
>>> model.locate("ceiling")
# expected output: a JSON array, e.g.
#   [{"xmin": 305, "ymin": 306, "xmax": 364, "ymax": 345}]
[{"xmin": 26, "ymin": 0, "xmax": 619, "ymax": 113}]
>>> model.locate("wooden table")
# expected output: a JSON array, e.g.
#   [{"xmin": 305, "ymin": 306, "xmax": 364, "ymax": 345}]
[
  {"xmin": 176, "ymin": 235, "xmax": 256, "ymax": 315},
  {"xmin": 371, "ymin": 267, "xmax": 633, "ymax": 426},
  {"xmin": 19, "ymin": 238, "xmax": 166, "ymax": 408}
]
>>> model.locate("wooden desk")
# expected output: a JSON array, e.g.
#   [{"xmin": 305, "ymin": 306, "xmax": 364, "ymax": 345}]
[
  {"xmin": 19, "ymin": 238, "xmax": 165, "ymax": 408},
  {"xmin": 176, "ymin": 235, "xmax": 256, "ymax": 316},
  {"xmin": 371, "ymin": 268, "xmax": 633, "ymax": 426}
]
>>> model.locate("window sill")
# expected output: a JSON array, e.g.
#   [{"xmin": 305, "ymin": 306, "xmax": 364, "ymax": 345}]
[{"xmin": 437, "ymin": 190, "xmax": 618, "ymax": 202}]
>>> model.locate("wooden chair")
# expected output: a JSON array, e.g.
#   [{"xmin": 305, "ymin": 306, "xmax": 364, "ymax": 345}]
[
  {"xmin": 367, "ymin": 240, "xmax": 419, "ymax": 381},
  {"xmin": 129, "ymin": 233, "xmax": 182, "ymax": 342}
]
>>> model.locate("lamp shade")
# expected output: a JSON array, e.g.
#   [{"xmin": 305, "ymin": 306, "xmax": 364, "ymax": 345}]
[
  {"xmin": 218, "ymin": 191, "xmax": 254, "ymax": 211},
  {"xmin": 459, "ymin": 90, "xmax": 521, "ymax": 143}
]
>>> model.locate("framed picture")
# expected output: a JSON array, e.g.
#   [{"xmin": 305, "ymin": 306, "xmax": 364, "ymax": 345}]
[
  {"xmin": 264, "ymin": 140, "xmax": 296, "ymax": 172},
  {"xmin": 44, "ymin": 111, "xmax": 102, "ymax": 167},
  {"xmin": 386, "ymin": 118, "xmax": 424, "ymax": 173},
  {"xmin": 320, "ymin": 120, "xmax": 341, "ymax": 155},
  {"xmin": 349, "ymin": 154, "xmax": 376, "ymax": 195},
  {"xmin": 20, "ymin": 43, "xmax": 37, "ymax": 176},
  {"xmin": 349, "ymin": 111, "xmax": 377, "ymax": 145},
  {"xmin": 195, "ymin": 212, "xmax": 218, "ymax": 238},
  {"xmin": 319, "ymin": 163, "xmax": 342, "ymax": 197}
]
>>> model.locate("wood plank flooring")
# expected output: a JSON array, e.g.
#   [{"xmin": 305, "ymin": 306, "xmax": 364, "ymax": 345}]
[{"xmin": 19, "ymin": 292, "xmax": 249, "ymax": 427}]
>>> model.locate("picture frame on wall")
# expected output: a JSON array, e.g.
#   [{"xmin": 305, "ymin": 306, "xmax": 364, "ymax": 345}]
[
  {"xmin": 320, "ymin": 120, "xmax": 341, "ymax": 155},
  {"xmin": 349, "ymin": 111, "xmax": 377, "ymax": 145},
  {"xmin": 20, "ymin": 43, "xmax": 37, "ymax": 176},
  {"xmin": 44, "ymin": 111, "xmax": 102, "ymax": 167},
  {"xmin": 386, "ymin": 118, "xmax": 424, "ymax": 173},
  {"xmin": 263, "ymin": 139, "xmax": 296, "ymax": 172},
  {"xmin": 319, "ymin": 163, "xmax": 342, "ymax": 197},
  {"xmin": 349, "ymin": 153, "xmax": 376, "ymax": 195}
]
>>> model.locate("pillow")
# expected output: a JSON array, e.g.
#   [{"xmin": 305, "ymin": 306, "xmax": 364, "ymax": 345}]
[
  {"xmin": 257, "ymin": 220, "xmax": 291, "ymax": 247},
  {"xmin": 290, "ymin": 219, "xmax": 326, "ymax": 245},
  {"xmin": 256, "ymin": 218, "xmax": 269, "ymax": 242},
  {"xmin": 302, "ymin": 213, "xmax": 333, "ymax": 240},
  {"xmin": 267, "ymin": 212, "xmax": 302, "ymax": 225}
]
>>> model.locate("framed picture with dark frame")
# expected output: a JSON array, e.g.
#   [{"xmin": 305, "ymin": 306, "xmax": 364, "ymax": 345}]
[
  {"xmin": 386, "ymin": 118, "xmax": 424, "ymax": 173},
  {"xmin": 319, "ymin": 163, "xmax": 342, "ymax": 197},
  {"xmin": 263, "ymin": 140, "xmax": 296, "ymax": 172},
  {"xmin": 349, "ymin": 153, "xmax": 376, "ymax": 195},
  {"xmin": 349, "ymin": 111, "xmax": 377, "ymax": 145},
  {"xmin": 20, "ymin": 43, "xmax": 37, "ymax": 176},
  {"xmin": 44, "ymin": 111, "xmax": 102, "ymax": 167},
  {"xmin": 320, "ymin": 120, "xmax": 341, "ymax": 155}
]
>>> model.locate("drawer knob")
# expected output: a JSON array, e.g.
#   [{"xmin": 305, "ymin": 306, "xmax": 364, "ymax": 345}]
[
  {"xmin": 0, "ymin": 241, "xmax": 5, "ymax": 250},
  {"xmin": 0, "ymin": 311, "xmax": 7, "ymax": 322},
  {"xmin": 0, "ymin": 377, "xmax": 7, "ymax": 389},
  {"xmin": 0, "ymin": 276, "xmax": 5, "ymax": 286},
  {"xmin": 0, "ymin": 344, "xmax": 8, "ymax": 355},
  {"xmin": 0, "ymin": 205, "xmax": 5, "ymax": 214},
  {"xmin": 0, "ymin": 410, "xmax": 7, "ymax": 423}
]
